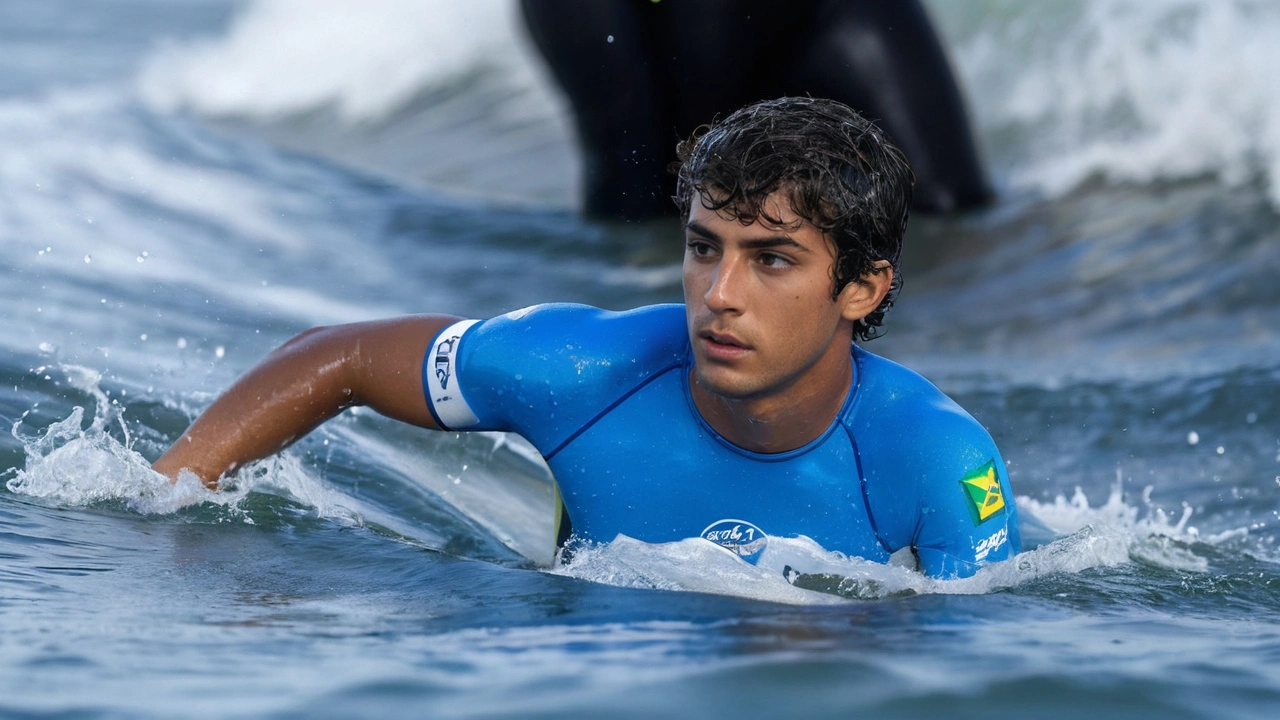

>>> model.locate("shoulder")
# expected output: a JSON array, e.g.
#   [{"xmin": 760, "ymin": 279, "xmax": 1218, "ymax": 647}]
[
  {"xmin": 850, "ymin": 348, "xmax": 988, "ymax": 443},
  {"xmin": 462, "ymin": 303, "xmax": 686, "ymax": 372},
  {"xmin": 472, "ymin": 302, "xmax": 684, "ymax": 339},
  {"xmin": 850, "ymin": 345, "xmax": 999, "ymax": 480},
  {"xmin": 847, "ymin": 346, "xmax": 1018, "ymax": 577},
  {"xmin": 434, "ymin": 303, "xmax": 688, "ymax": 445}
]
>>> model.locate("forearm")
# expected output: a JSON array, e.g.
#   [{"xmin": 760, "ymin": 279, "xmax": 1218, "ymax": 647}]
[{"xmin": 153, "ymin": 316, "xmax": 455, "ymax": 487}]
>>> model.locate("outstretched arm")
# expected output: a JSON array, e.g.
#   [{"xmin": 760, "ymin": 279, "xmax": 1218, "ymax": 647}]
[{"xmin": 153, "ymin": 315, "xmax": 459, "ymax": 487}]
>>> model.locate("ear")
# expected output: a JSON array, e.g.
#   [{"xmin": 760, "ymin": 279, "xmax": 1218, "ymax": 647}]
[{"xmin": 837, "ymin": 261, "xmax": 894, "ymax": 324}]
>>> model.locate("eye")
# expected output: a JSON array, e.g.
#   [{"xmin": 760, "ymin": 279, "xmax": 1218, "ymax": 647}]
[
  {"xmin": 757, "ymin": 252, "xmax": 793, "ymax": 268},
  {"xmin": 686, "ymin": 239, "xmax": 716, "ymax": 257}
]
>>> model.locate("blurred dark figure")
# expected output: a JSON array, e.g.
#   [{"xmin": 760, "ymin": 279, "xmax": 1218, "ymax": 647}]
[{"xmin": 521, "ymin": 0, "xmax": 992, "ymax": 221}]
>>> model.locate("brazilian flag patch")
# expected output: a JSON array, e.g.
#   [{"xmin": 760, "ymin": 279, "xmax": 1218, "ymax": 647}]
[{"xmin": 959, "ymin": 460, "xmax": 1006, "ymax": 526}]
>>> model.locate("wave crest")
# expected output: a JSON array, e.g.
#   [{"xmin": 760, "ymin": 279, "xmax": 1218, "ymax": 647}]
[{"xmin": 949, "ymin": 0, "xmax": 1280, "ymax": 205}]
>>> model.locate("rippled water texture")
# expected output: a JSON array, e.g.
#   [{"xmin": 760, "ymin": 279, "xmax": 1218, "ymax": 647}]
[{"xmin": 3, "ymin": 1, "xmax": 1280, "ymax": 717}]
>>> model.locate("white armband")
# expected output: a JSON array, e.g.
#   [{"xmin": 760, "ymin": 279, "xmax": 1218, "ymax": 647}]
[{"xmin": 426, "ymin": 319, "xmax": 481, "ymax": 429}]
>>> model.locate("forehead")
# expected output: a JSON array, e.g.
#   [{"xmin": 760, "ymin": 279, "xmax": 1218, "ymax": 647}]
[{"xmin": 686, "ymin": 190, "xmax": 831, "ymax": 250}]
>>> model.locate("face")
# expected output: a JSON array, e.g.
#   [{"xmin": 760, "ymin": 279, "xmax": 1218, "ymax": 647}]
[{"xmin": 682, "ymin": 192, "xmax": 879, "ymax": 410}]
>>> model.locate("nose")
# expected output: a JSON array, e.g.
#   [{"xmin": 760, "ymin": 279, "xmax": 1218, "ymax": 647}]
[{"xmin": 704, "ymin": 256, "xmax": 744, "ymax": 313}]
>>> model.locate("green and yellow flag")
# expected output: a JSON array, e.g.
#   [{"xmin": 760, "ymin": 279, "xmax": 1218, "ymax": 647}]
[{"xmin": 959, "ymin": 460, "xmax": 1005, "ymax": 525}]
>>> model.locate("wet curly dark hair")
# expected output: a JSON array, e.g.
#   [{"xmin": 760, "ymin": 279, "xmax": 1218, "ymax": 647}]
[{"xmin": 674, "ymin": 97, "xmax": 914, "ymax": 341}]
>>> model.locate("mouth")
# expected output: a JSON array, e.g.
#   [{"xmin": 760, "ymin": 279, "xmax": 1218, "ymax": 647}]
[{"xmin": 698, "ymin": 328, "xmax": 752, "ymax": 360}]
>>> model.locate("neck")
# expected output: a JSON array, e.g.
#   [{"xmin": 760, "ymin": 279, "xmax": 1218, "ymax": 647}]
[{"xmin": 690, "ymin": 354, "xmax": 853, "ymax": 454}]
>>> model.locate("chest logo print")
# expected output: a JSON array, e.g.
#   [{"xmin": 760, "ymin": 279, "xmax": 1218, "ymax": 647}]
[
  {"xmin": 959, "ymin": 460, "xmax": 1006, "ymax": 525},
  {"xmin": 701, "ymin": 519, "xmax": 768, "ymax": 565}
]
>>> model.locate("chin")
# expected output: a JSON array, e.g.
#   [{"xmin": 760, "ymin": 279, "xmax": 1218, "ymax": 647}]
[{"xmin": 693, "ymin": 366, "xmax": 762, "ymax": 401}]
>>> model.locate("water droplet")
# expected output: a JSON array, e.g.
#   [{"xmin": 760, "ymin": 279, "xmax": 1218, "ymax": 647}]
[
  {"xmin": 1216, "ymin": 446, "xmax": 1225, "ymax": 455},
  {"xmin": 139, "ymin": 334, "xmax": 148, "ymax": 341},
  {"xmin": 215, "ymin": 346, "xmax": 226, "ymax": 359},
  {"xmin": 1187, "ymin": 431, "xmax": 1199, "ymax": 445},
  {"xmin": 1247, "ymin": 412, "xmax": 1258, "ymax": 424},
  {"xmin": 606, "ymin": 34, "xmax": 615, "ymax": 42},
  {"xmin": 84, "ymin": 255, "xmax": 91, "ymax": 263},
  {"xmin": 177, "ymin": 338, "xmax": 188, "ymax": 349}
]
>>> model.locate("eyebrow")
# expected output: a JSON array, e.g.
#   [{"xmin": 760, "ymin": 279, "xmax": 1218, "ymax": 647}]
[{"xmin": 683, "ymin": 220, "xmax": 813, "ymax": 252}]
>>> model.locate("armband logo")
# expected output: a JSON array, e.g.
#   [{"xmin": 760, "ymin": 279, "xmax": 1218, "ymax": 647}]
[
  {"xmin": 701, "ymin": 519, "xmax": 768, "ymax": 565},
  {"xmin": 427, "ymin": 319, "xmax": 480, "ymax": 429},
  {"xmin": 958, "ymin": 460, "xmax": 1006, "ymax": 525},
  {"xmin": 434, "ymin": 334, "xmax": 460, "ymax": 390}
]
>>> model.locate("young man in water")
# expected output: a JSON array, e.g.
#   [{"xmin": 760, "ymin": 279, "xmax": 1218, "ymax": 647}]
[{"xmin": 154, "ymin": 97, "xmax": 1020, "ymax": 579}]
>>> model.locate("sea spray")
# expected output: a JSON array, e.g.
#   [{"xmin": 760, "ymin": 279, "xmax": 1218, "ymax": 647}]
[
  {"xmin": 553, "ymin": 478, "xmax": 1237, "ymax": 603},
  {"xmin": 6, "ymin": 364, "xmax": 363, "ymax": 526}
]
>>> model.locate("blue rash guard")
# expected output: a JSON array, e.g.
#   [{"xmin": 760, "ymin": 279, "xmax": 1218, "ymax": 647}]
[{"xmin": 424, "ymin": 303, "xmax": 1020, "ymax": 579}]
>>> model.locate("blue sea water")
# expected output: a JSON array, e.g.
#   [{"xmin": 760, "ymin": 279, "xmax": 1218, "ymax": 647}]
[{"xmin": 2, "ymin": 1, "xmax": 1280, "ymax": 717}]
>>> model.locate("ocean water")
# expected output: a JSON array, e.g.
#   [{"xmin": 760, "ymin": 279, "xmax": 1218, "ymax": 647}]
[{"xmin": 3, "ymin": 1, "xmax": 1279, "ymax": 718}]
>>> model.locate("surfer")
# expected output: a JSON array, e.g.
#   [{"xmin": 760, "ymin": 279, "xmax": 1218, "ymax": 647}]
[
  {"xmin": 519, "ymin": 0, "xmax": 993, "ymax": 221},
  {"xmin": 154, "ymin": 97, "xmax": 1019, "ymax": 580}
]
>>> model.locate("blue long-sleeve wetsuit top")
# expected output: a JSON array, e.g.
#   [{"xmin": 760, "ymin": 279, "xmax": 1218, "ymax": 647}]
[{"xmin": 423, "ymin": 303, "xmax": 1020, "ymax": 579}]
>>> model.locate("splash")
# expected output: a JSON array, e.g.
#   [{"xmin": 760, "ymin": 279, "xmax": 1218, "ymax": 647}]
[
  {"xmin": 552, "ymin": 535, "xmax": 855, "ymax": 606},
  {"xmin": 6, "ymin": 365, "xmax": 362, "ymax": 524},
  {"xmin": 6, "ymin": 366, "xmax": 208, "ymax": 513},
  {"xmin": 551, "ymin": 476, "xmax": 1242, "ymax": 604},
  {"xmin": 1017, "ymin": 478, "xmax": 1215, "ymax": 573},
  {"xmin": 4, "ymin": 371, "xmax": 1244, "ymax": 603}
]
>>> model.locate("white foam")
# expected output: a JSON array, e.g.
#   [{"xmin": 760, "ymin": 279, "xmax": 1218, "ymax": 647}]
[
  {"xmin": 138, "ymin": 0, "xmax": 539, "ymax": 122},
  {"xmin": 550, "ymin": 472, "xmax": 1250, "ymax": 603},
  {"xmin": 5, "ymin": 370, "xmax": 1243, "ymax": 603},
  {"xmin": 6, "ymin": 366, "xmax": 211, "ymax": 513},
  {"xmin": 552, "ymin": 535, "xmax": 853, "ymax": 606},
  {"xmin": 135, "ymin": 0, "xmax": 1280, "ymax": 209},
  {"xmin": 6, "ymin": 365, "xmax": 363, "ymax": 525},
  {"xmin": 1017, "ymin": 479, "xmax": 1214, "ymax": 573},
  {"xmin": 947, "ymin": 0, "xmax": 1280, "ymax": 206},
  {"xmin": 5, "ymin": 404, "xmax": 210, "ymax": 514}
]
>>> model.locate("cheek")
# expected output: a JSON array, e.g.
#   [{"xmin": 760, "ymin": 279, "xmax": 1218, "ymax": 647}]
[
  {"xmin": 762, "ymin": 293, "xmax": 814, "ymax": 341},
  {"xmin": 681, "ymin": 261, "xmax": 704, "ymax": 297},
  {"xmin": 772, "ymin": 287, "xmax": 840, "ymax": 345},
  {"xmin": 681, "ymin": 272, "xmax": 696, "ymax": 303}
]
